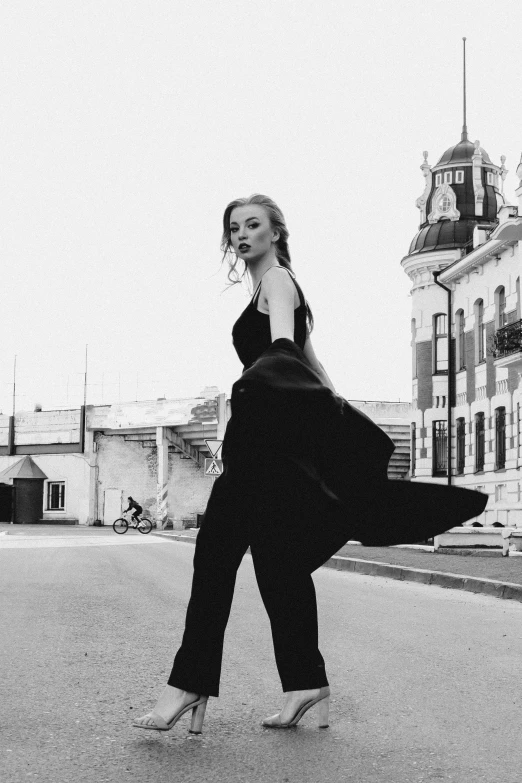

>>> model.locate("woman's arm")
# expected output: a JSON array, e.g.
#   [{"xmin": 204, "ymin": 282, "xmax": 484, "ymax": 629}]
[
  {"xmin": 263, "ymin": 268, "xmax": 337, "ymax": 394},
  {"xmin": 263, "ymin": 267, "xmax": 298, "ymax": 342}
]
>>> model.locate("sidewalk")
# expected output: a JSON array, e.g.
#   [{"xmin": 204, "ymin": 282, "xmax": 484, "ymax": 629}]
[{"xmin": 153, "ymin": 528, "xmax": 522, "ymax": 603}]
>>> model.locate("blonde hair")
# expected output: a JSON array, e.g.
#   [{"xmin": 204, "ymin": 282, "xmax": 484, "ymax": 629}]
[{"xmin": 220, "ymin": 193, "xmax": 314, "ymax": 333}]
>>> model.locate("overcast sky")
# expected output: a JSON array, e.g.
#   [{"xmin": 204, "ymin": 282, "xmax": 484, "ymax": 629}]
[{"xmin": 2, "ymin": 0, "xmax": 522, "ymax": 413}]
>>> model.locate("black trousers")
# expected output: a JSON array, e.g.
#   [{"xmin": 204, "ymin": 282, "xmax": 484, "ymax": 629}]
[{"xmin": 167, "ymin": 453, "xmax": 331, "ymax": 697}]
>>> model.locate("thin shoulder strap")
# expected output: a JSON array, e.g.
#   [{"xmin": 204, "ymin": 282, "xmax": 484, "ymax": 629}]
[
  {"xmin": 251, "ymin": 264, "xmax": 281, "ymax": 304},
  {"xmin": 252, "ymin": 265, "xmax": 305, "ymax": 307}
]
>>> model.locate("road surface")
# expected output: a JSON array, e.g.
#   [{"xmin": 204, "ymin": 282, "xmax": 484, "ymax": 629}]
[{"xmin": 1, "ymin": 532, "xmax": 521, "ymax": 782}]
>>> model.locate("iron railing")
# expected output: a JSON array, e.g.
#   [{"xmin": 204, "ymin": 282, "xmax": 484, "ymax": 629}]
[
  {"xmin": 493, "ymin": 319, "xmax": 522, "ymax": 359},
  {"xmin": 433, "ymin": 420, "xmax": 448, "ymax": 476}
]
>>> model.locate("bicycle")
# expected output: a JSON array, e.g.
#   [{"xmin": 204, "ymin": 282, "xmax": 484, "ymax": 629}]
[{"xmin": 113, "ymin": 511, "xmax": 153, "ymax": 535}]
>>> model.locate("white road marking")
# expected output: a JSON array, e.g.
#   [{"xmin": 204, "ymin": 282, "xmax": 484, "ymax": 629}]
[{"xmin": 0, "ymin": 535, "xmax": 168, "ymax": 550}]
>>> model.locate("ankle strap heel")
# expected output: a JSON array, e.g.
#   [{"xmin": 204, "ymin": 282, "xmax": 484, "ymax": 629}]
[{"xmin": 189, "ymin": 697, "xmax": 208, "ymax": 734}]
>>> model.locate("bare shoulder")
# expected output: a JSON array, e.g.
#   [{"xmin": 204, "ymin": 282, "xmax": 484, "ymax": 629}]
[
  {"xmin": 263, "ymin": 265, "xmax": 295, "ymax": 285},
  {"xmin": 260, "ymin": 266, "xmax": 299, "ymax": 309}
]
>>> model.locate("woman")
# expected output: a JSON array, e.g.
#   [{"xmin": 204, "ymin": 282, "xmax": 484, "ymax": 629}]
[{"xmin": 133, "ymin": 195, "xmax": 487, "ymax": 735}]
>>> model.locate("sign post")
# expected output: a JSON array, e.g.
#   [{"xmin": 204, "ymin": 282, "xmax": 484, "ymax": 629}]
[{"xmin": 204, "ymin": 439, "xmax": 223, "ymax": 482}]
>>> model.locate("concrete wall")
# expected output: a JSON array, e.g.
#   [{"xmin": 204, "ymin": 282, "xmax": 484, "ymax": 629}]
[{"xmin": 0, "ymin": 409, "xmax": 81, "ymax": 446}]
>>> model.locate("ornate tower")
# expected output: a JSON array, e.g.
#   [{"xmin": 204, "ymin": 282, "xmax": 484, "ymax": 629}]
[{"xmin": 401, "ymin": 39, "xmax": 506, "ymax": 417}]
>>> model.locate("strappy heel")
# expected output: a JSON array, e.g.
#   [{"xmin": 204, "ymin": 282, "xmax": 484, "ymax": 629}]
[
  {"xmin": 133, "ymin": 695, "xmax": 208, "ymax": 734},
  {"xmin": 262, "ymin": 687, "xmax": 330, "ymax": 729}
]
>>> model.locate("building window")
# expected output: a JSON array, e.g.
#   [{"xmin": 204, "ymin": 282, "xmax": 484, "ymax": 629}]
[
  {"xmin": 495, "ymin": 484, "xmax": 507, "ymax": 502},
  {"xmin": 444, "ymin": 171, "xmax": 453, "ymax": 184},
  {"xmin": 435, "ymin": 173, "xmax": 442, "ymax": 186},
  {"xmin": 475, "ymin": 299, "xmax": 486, "ymax": 364},
  {"xmin": 455, "ymin": 170, "xmax": 464, "ymax": 184},
  {"xmin": 495, "ymin": 286, "xmax": 507, "ymax": 329},
  {"xmin": 495, "ymin": 407, "xmax": 506, "ymax": 470},
  {"xmin": 517, "ymin": 277, "xmax": 521, "ymax": 321},
  {"xmin": 456, "ymin": 417, "xmax": 466, "ymax": 475},
  {"xmin": 517, "ymin": 402, "xmax": 520, "ymax": 461},
  {"xmin": 475, "ymin": 412, "xmax": 485, "ymax": 472},
  {"xmin": 47, "ymin": 482, "xmax": 65, "ymax": 511},
  {"xmin": 411, "ymin": 423, "xmax": 416, "ymax": 477},
  {"xmin": 434, "ymin": 313, "xmax": 448, "ymax": 374},
  {"xmin": 456, "ymin": 309, "xmax": 465, "ymax": 370},
  {"xmin": 487, "ymin": 172, "xmax": 495, "ymax": 186},
  {"xmin": 433, "ymin": 420, "xmax": 447, "ymax": 477}
]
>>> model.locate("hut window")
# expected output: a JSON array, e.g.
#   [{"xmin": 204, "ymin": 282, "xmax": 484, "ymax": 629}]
[{"xmin": 47, "ymin": 482, "xmax": 65, "ymax": 510}]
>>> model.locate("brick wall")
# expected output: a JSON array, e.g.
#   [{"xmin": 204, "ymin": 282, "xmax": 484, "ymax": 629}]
[
  {"xmin": 485, "ymin": 321, "xmax": 496, "ymax": 399},
  {"xmin": 166, "ymin": 450, "xmax": 213, "ymax": 521},
  {"xmin": 95, "ymin": 434, "xmax": 212, "ymax": 522},
  {"xmin": 416, "ymin": 341, "xmax": 433, "ymax": 412}
]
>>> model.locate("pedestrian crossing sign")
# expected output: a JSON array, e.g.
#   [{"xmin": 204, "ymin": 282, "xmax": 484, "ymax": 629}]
[{"xmin": 205, "ymin": 458, "xmax": 223, "ymax": 476}]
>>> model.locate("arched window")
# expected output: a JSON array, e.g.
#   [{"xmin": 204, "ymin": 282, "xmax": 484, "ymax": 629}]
[
  {"xmin": 495, "ymin": 286, "xmax": 506, "ymax": 330},
  {"xmin": 456, "ymin": 309, "xmax": 465, "ymax": 370},
  {"xmin": 433, "ymin": 313, "xmax": 448, "ymax": 374},
  {"xmin": 411, "ymin": 319, "xmax": 417, "ymax": 378},
  {"xmin": 456, "ymin": 417, "xmax": 466, "ymax": 475},
  {"xmin": 474, "ymin": 299, "xmax": 486, "ymax": 364}
]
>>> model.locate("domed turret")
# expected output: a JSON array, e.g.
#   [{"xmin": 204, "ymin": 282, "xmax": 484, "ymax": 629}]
[
  {"xmin": 407, "ymin": 135, "xmax": 504, "ymax": 258},
  {"xmin": 436, "ymin": 138, "xmax": 491, "ymax": 166}
]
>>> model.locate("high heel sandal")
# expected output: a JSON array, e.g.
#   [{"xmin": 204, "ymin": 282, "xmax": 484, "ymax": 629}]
[
  {"xmin": 261, "ymin": 687, "xmax": 330, "ymax": 729},
  {"xmin": 133, "ymin": 696, "xmax": 208, "ymax": 734}
]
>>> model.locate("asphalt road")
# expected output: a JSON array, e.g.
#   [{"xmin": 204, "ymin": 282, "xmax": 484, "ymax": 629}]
[{"xmin": 1, "ymin": 532, "xmax": 521, "ymax": 783}]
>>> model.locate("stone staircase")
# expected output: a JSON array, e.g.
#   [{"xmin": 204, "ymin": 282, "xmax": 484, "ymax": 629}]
[{"xmin": 379, "ymin": 421, "xmax": 411, "ymax": 480}]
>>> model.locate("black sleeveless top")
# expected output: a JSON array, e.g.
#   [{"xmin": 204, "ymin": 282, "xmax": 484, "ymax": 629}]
[{"xmin": 232, "ymin": 266, "xmax": 308, "ymax": 370}]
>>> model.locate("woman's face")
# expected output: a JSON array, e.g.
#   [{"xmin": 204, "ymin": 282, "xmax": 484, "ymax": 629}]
[{"xmin": 229, "ymin": 205, "xmax": 279, "ymax": 263}]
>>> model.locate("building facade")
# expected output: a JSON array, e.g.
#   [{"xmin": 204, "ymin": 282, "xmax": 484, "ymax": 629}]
[{"xmin": 402, "ymin": 122, "xmax": 522, "ymax": 531}]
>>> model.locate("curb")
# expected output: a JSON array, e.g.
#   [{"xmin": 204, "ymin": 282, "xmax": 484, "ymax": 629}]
[
  {"xmin": 151, "ymin": 532, "xmax": 522, "ymax": 603},
  {"xmin": 322, "ymin": 556, "xmax": 522, "ymax": 603}
]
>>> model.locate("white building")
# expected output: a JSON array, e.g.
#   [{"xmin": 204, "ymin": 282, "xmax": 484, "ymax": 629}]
[{"xmin": 402, "ymin": 117, "xmax": 522, "ymax": 536}]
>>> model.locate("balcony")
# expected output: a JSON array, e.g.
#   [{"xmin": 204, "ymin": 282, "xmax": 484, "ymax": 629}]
[{"xmin": 492, "ymin": 319, "xmax": 522, "ymax": 369}]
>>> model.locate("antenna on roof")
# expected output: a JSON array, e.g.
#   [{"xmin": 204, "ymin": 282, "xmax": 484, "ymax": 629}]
[{"xmin": 461, "ymin": 37, "xmax": 468, "ymax": 141}]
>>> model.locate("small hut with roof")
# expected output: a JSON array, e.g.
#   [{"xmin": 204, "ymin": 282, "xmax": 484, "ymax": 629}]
[{"xmin": 0, "ymin": 456, "xmax": 48, "ymax": 524}]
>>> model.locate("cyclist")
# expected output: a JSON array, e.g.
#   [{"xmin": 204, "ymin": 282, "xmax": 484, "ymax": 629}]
[{"xmin": 125, "ymin": 496, "xmax": 143, "ymax": 525}]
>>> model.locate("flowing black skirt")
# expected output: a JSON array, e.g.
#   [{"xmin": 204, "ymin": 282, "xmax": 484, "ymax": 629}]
[{"xmin": 221, "ymin": 338, "xmax": 487, "ymax": 573}]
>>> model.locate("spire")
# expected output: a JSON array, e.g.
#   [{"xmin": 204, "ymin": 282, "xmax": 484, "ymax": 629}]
[{"xmin": 461, "ymin": 37, "xmax": 468, "ymax": 141}]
